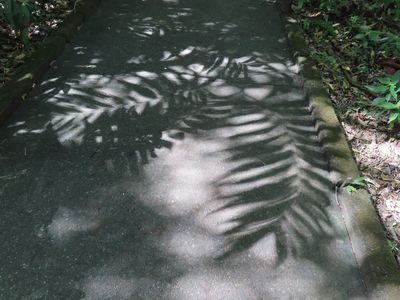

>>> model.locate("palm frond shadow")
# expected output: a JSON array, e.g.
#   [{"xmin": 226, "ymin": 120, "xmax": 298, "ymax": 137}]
[
  {"xmin": 0, "ymin": 1, "xmax": 379, "ymax": 298},
  {"xmin": 142, "ymin": 87, "xmax": 334, "ymax": 262},
  {"xmin": 5, "ymin": 0, "xmax": 331, "ymax": 264},
  {"xmin": 9, "ymin": 76, "xmax": 333, "ymax": 264}
]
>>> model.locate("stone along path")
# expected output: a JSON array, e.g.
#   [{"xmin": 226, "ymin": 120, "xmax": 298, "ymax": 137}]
[{"xmin": 0, "ymin": 0, "xmax": 369, "ymax": 299}]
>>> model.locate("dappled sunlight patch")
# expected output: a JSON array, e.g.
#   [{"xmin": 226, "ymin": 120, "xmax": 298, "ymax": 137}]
[
  {"xmin": 158, "ymin": 225, "xmax": 224, "ymax": 264},
  {"xmin": 266, "ymin": 260, "xmax": 327, "ymax": 299},
  {"xmin": 244, "ymin": 86, "xmax": 273, "ymax": 101},
  {"xmin": 247, "ymin": 73, "xmax": 272, "ymax": 84},
  {"xmin": 168, "ymin": 271, "xmax": 257, "ymax": 300},
  {"xmin": 162, "ymin": 72, "xmax": 181, "ymax": 85},
  {"xmin": 82, "ymin": 275, "xmax": 160, "ymax": 300},
  {"xmin": 127, "ymin": 54, "xmax": 147, "ymax": 64},
  {"xmin": 207, "ymin": 80, "xmax": 241, "ymax": 97},
  {"xmin": 83, "ymin": 276, "xmax": 136, "ymax": 299},
  {"xmin": 226, "ymin": 112, "xmax": 266, "ymax": 125},
  {"xmin": 179, "ymin": 46, "xmax": 195, "ymax": 57},
  {"xmin": 268, "ymin": 62, "xmax": 292, "ymax": 72},
  {"xmin": 90, "ymin": 58, "xmax": 104, "ymax": 64},
  {"xmin": 47, "ymin": 207, "xmax": 102, "ymax": 241},
  {"xmin": 248, "ymin": 233, "xmax": 278, "ymax": 264},
  {"xmin": 136, "ymin": 71, "xmax": 159, "ymax": 80},
  {"xmin": 120, "ymin": 75, "xmax": 142, "ymax": 85},
  {"xmin": 129, "ymin": 135, "xmax": 228, "ymax": 217},
  {"xmin": 7, "ymin": 121, "xmax": 26, "ymax": 128}
]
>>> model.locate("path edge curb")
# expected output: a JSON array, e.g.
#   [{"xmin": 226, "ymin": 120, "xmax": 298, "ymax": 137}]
[
  {"xmin": 0, "ymin": 0, "xmax": 102, "ymax": 125},
  {"xmin": 276, "ymin": 1, "xmax": 400, "ymax": 299}
]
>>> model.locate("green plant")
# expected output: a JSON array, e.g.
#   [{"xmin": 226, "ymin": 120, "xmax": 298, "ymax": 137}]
[
  {"xmin": 311, "ymin": 51, "xmax": 338, "ymax": 70},
  {"xmin": 344, "ymin": 176, "xmax": 367, "ymax": 194},
  {"xmin": 293, "ymin": 0, "xmax": 351, "ymax": 13},
  {"xmin": 0, "ymin": 0, "xmax": 38, "ymax": 44},
  {"xmin": 353, "ymin": 24, "xmax": 400, "ymax": 56},
  {"xmin": 388, "ymin": 239, "xmax": 399, "ymax": 252},
  {"xmin": 353, "ymin": 25, "xmax": 382, "ymax": 47},
  {"xmin": 349, "ymin": 15, "xmax": 359, "ymax": 25},
  {"xmin": 383, "ymin": 0, "xmax": 400, "ymax": 20},
  {"xmin": 367, "ymin": 71, "xmax": 400, "ymax": 125},
  {"xmin": 355, "ymin": 64, "xmax": 369, "ymax": 74},
  {"xmin": 318, "ymin": 0, "xmax": 350, "ymax": 15},
  {"xmin": 302, "ymin": 17, "xmax": 336, "ymax": 36},
  {"xmin": 380, "ymin": 33, "xmax": 400, "ymax": 56},
  {"xmin": 292, "ymin": 0, "xmax": 306, "ymax": 11}
]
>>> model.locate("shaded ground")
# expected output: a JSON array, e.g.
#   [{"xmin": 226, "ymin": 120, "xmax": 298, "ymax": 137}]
[{"xmin": 0, "ymin": 0, "xmax": 371, "ymax": 299}]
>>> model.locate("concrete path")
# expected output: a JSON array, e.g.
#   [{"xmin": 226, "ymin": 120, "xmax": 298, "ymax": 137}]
[{"xmin": 0, "ymin": 0, "xmax": 370, "ymax": 299}]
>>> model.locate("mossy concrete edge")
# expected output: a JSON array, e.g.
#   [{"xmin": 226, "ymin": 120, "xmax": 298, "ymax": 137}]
[
  {"xmin": 277, "ymin": 2, "xmax": 400, "ymax": 299},
  {"xmin": 0, "ymin": 0, "xmax": 102, "ymax": 126}
]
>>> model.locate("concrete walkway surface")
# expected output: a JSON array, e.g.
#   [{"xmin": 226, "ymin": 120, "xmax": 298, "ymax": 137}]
[{"xmin": 0, "ymin": 0, "xmax": 396, "ymax": 299}]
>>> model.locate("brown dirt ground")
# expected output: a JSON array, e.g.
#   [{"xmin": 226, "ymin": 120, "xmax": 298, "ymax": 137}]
[{"xmin": 342, "ymin": 116, "xmax": 400, "ymax": 262}]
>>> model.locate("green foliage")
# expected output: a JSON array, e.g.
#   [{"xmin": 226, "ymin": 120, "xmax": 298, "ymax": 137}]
[
  {"xmin": 294, "ymin": 0, "xmax": 400, "ymax": 128},
  {"xmin": 381, "ymin": 33, "xmax": 400, "ymax": 56},
  {"xmin": 317, "ymin": 0, "xmax": 350, "ymax": 15},
  {"xmin": 0, "ymin": 0, "xmax": 39, "ymax": 44},
  {"xmin": 302, "ymin": 17, "xmax": 336, "ymax": 36},
  {"xmin": 352, "ymin": 25, "xmax": 400, "ymax": 56},
  {"xmin": 293, "ymin": 0, "xmax": 351, "ymax": 14},
  {"xmin": 388, "ymin": 239, "xmax": 400, "ymax": 252},
  {"xmin": 311, "ymin": 51, "xmax": 338, "ymax": 70},
  {"xmin": 349, "ymin": 15, "xmax": 359, "ymax": 25},
  {"xmin": 383, "ymin": 0, "xmax": 400, "ymax": 19},
  {"xmin": 367, "ymin": 71, "xmax": 400, "ymax": 124},
  {"xmin": 345, "ymin": 176, "xmax": 367, "ymax": 194},
  {"xmin": 292, "ymin": 0, "xmax": 306, "ymax": 11},
  {"xmin": 355, "ymin": 64, "xmax": 368, "ymax": 74},
  {"xmin": 353, "ymin": 25, "xmax": 381, "ymax": 47}
]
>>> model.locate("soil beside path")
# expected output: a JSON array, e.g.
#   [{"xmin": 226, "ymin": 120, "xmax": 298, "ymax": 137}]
[{"xmin": 0, "ymin": 0, "xmax": 395, "ymax": 299}]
